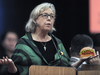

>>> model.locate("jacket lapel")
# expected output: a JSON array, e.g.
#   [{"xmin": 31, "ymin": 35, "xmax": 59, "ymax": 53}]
[
  {"xmin": 26, "ymin": 33, "xmax": 49, "ymax": 64},
  {"xmin": 26, "ymin": 32, "xmax": 61, "ymax": 64},
  {"xmin": 26, "ymin": 33, "xmax": 43, "ymax": 58}
]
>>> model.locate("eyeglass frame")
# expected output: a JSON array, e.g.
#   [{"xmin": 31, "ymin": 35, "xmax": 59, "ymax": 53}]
[{"xmin": 38, "ymin": 13, "xmax": 56, "ymax": 20}]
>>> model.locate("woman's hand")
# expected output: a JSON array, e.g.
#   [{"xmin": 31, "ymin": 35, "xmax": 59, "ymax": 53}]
[
  {"xmin": 0, "ymin": 56, "xmax": 13, "ymax": 65},
  {"xmin": 0, "ymin": 56, "xmax": 17, "ymax": 73}
]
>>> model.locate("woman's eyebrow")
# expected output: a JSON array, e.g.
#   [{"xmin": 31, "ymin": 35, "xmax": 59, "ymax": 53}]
[{"xmin": 42, "ymin": 13, "xmax": 54, "ymax": 15}]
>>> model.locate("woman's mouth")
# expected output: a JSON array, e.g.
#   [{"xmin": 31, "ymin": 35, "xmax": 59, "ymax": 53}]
[{"xmin": 46, "ymin": 23, "xmax": 51, "ymax": 26}]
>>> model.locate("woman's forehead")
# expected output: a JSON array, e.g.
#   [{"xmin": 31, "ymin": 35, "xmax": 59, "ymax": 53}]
[{"xmin": 40, "ymin": 8, "xmax": 54, "ymax": 14}]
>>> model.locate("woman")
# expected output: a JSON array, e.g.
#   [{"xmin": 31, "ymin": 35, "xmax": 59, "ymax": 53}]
[
  {"xmin": 0, "ymin": 2, "xmax": 70, "ymax": 75},
  {"xmin": 0, "ymin": 30, "xmax": 18, "ymax": 75},
  {"xmin": 0, "ymin": 30, "xmax": 18, "ymax": 58}
]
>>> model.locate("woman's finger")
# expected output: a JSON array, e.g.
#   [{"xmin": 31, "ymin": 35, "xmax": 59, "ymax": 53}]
[
  {"xmin": 1, "ymin": 59, "xmax": 4, "ymax": 64},
  {"xmin": 6, "ymin": 56, "xmax": 9, "ymax": 62},
  {"xmin": 0, "ymin": 59, "xmax": 3, "ymax": 64},
  {"xmin": 3, "ymin": 57, "xmax": 6, "ymax": 64}
]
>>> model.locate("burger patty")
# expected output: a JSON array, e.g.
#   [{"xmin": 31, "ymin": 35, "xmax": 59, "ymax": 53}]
[
  {"xmin": 82, "ymin": 52, "xmax": 94, "ymax": 55},
  {"xmin": 80, "ymin": 50, "xmax": 94, "ymax": 55}
]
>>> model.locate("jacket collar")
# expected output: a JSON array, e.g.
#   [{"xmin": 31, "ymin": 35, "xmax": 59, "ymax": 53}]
[{"xmin": 26, "ymin": 32, "xmax": 61, "ymax": 64}]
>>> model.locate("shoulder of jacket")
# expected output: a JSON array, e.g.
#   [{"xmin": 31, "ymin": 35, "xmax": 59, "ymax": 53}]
[{"xmin": 51, "ymin": 34, "xmax": 62, "ymax": 44}]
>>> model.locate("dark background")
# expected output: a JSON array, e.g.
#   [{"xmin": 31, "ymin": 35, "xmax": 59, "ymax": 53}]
[{"xmin": 0, "ymin": 0, "xmax": 91, "ymax": 55}]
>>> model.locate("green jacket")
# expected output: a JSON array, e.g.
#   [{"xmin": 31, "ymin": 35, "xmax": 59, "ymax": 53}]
[{"xmin": 11, "ymin": 32, "xmax": 70, "ymax": 75}]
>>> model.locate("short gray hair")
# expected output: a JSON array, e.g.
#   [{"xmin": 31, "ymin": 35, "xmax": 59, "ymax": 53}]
[{"xmin": 25, "ymin": 2, "xmax": 56, "ymax": 33}]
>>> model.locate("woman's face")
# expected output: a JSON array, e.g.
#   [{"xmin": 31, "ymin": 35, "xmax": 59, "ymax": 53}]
[
  {"xmin": 36, "ymin": 8, "xmax": 55, "ymax": 32},
  {"xmin": 2, "ymin": 32, "xmax": 18, "ymax": 52}
]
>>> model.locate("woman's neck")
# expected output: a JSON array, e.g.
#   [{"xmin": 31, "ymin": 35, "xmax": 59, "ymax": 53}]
[
  {"xmin": 31, "ymin": 32, "xmax": 51, "ymax": 42},
  {"xmin": 5, "ymin": 50, "xmax": 13, "ymax": 58}
]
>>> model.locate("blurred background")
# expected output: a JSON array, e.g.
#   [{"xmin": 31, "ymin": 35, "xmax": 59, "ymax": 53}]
[{"xmin": 0, "ymin": 0, "xmax": 99, "ymax": 54}]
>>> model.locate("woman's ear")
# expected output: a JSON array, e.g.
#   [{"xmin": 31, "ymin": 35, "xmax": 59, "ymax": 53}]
[
  {"xmin": 33, "ymin": 20, "xmax": 38, "ymax": 25},
  {"xmin": 32, "ymin": 20, "xmax": 36, "ymax": 24}
]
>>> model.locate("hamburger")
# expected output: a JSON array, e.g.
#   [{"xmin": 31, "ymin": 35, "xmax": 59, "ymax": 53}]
[{"xmin": 79, "ymin": 47, "xmax": 95, "ymax": 58}]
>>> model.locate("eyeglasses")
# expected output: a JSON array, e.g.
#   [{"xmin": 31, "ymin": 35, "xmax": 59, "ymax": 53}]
[{"xmin": 39, "ymin": 13, "xmax": 55, "ymax": 20}]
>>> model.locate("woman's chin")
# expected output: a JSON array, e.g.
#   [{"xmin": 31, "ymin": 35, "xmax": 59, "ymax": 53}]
[{"xmin": 44, "ymin": 28, "xmax": 52, "ymax": 32}]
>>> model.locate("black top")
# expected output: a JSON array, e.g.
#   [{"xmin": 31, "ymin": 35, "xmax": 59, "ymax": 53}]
[{"xmin": 33, "ymin": 39, "xmax": 57, "ymax": 63}]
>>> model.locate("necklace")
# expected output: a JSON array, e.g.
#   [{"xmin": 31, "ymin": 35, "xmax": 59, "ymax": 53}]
[
  {"xmin": 40, "ymin": 42, "xmax": 47, "ymax": 51},
  {"xmin": 35, "ymin": 34, "xmax": 48, "ymax": 51}
]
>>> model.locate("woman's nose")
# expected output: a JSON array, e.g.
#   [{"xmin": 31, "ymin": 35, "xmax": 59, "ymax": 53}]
[{"xmin": 47, "ymin": 16, "xmax": 51, "ymax": 20}]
